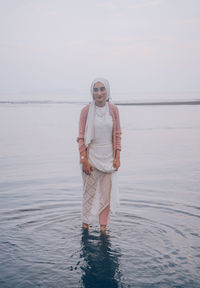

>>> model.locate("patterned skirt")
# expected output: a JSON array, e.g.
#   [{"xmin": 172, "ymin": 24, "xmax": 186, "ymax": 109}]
[{"xmin": 82, "ymin": 168, "xmax": 112, "ymax": 224}]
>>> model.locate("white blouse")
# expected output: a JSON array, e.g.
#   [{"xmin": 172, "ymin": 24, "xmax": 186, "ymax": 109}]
[{"xmin": 88, "ymin": 103, "xmax": 116, "ymax": 173}]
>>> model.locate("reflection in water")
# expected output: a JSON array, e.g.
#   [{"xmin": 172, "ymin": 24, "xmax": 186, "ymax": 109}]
[{"xmin": 80, "ymin": 229, "xmax": 122, "ymax": 288}]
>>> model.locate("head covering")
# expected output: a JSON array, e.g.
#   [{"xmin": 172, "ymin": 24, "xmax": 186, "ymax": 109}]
[
  {"xmin": 85, "ymin": 78, "xmax": 111, "ymax": 147},
  {"xmin": 90, "ymin": 77, "xmax": 111, "ymax": 100}
]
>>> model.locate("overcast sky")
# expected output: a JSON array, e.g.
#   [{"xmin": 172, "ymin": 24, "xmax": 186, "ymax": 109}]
[{"xmin": 0, "ymin": 0, "xmax": 200, "ymax": 95}]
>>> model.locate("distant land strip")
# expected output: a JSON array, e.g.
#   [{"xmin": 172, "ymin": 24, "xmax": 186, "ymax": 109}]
[
  {"xmin": 0, "ymin": 100, "xmax": 200, "ymax": 105},
  {"xmin": 115, "ymin": 100, "xmax": 200, "ymax": 106}
]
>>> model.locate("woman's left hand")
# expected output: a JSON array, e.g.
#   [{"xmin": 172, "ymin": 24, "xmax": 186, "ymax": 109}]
[{"xmin": 113, "ymin": 157, "xmax": 120, "ymax": 171}]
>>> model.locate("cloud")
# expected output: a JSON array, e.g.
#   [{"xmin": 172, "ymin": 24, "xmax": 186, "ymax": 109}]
[
  {"xmin": 96, "ymin": 2, "xmax": 116, "ymax": 10},
  {"xmin": 63, "ymin": 41, "xmax": 82, "ymax": 48},
  {"xmin": 0, "ymin": 42, "xmax": 45, "ymax": 53},
  {"xmin": 96, "ymin": 0, "xmax": 161, "ymax": 10},
  {"xmin": 183, "ymin": 18, "xmax": 200, "ymax": 24},
  {"xmin": 103, "ymin": 35, "xmax": 176, "ymax": 46},
  {"xmin": 47, "ymin": 10, "xmax": 57, "ymax": 16},
  {"xmin": 129, "ymin": 0, "xmax": 161, "ymax": 9}
]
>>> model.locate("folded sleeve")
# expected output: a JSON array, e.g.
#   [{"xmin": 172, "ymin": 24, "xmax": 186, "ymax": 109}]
[
  {"xmin": 115, "ymin": 106, "xmax": 122, "ymax": 151},
  {"xmin": 76, "ymin": 106, "xmax": 88, "ymax": 153}
]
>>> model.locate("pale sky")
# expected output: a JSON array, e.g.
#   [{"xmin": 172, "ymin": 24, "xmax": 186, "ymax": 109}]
[{"xmin": 0, "ymin": 0, "xmax": 200, "ymax": 95}]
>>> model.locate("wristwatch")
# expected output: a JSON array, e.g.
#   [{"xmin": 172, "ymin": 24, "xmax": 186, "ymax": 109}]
[{"xmin": 81, "ymin": 155, "xmax": 85, "ymax": 160}]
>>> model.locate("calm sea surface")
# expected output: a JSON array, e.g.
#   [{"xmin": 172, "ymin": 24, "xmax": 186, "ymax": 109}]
[{"xmin": 0, "ymin": 100, "xmax": 200, "ymax": 287}]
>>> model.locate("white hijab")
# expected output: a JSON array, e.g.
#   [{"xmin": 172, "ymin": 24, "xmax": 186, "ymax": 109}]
[{"xmin": 85, "ymin": 78, "xmax": 111, "ymax": 147}]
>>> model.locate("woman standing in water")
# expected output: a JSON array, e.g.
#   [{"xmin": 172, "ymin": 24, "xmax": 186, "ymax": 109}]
[{"xmin": 77, "ymin": 78, "xmax": 121, "ymax": 233}]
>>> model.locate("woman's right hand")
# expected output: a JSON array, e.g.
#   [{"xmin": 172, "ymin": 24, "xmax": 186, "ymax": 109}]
[{"xmin": 82, "ymin": 159, "xmax": 93, "ymax": 175}]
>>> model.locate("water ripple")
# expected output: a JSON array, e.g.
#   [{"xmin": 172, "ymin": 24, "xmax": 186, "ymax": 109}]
[{"xmin": 0, "ymin": 180, "xmax": 199, "ymax": 288}]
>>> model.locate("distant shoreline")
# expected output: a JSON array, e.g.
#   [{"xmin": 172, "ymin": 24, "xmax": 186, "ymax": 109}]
[
  {"xmin": 115, "ymin": 100, "xmax": 200, "ymax": 106},
  {"xmin": 0, "ymin": 100, "xmax": 200, "ymax": 106}
]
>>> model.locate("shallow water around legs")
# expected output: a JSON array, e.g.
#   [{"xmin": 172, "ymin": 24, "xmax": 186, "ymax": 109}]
[{"xmin": 0, "ymin": 103, "xmax": 200, "ymax": 287}]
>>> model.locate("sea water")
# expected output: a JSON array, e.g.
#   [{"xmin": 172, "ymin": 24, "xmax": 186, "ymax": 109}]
[{"xmin": 0, "ymin": 97, "xmax": 200, "ymax": 287}]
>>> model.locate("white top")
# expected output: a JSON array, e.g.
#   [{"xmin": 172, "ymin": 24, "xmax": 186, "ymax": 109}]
[{"xmin": 88, "ymin": 103, "xmax": 116, "ymax": 173}]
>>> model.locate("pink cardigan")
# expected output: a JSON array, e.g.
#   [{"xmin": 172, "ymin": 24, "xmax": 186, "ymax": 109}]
[{"xmin": 77, "ymin": 102, "xmax": 121, "ymax": 157}]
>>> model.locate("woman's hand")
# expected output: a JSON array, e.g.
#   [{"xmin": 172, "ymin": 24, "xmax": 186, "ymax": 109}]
[
  {"xmin": 82, "ymin": 159, "xmax": 93, "ymax": 175},
  {"xmin": 113, "ymin": 157, "xmax": 120, "ymax": 171},
  {"xmin": 113, "ymin": 149, "xmax": 120, "ymax": 171}
]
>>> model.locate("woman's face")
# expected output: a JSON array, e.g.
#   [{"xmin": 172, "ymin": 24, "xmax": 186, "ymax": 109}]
[{"xmin": 93, "ymin": 82, "xmax": 107, "ymax": 107}]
